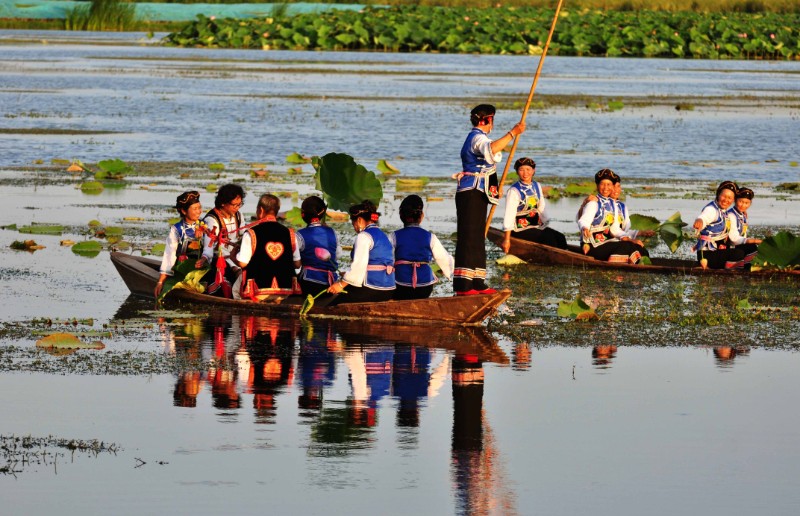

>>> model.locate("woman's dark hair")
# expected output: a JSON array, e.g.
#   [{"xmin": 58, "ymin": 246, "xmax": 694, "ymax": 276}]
[
  {"xmin": 716, "ymin": 180, "xmax": 739, "ymax": 200},
  {"xmin": 735, "ymin": 187, "xmax": 754, "ymax": 200},
  {"xmin": 594, "ymin": 168, "xmax": 620, "ymax": 185},
  {"xmin": 214, "ymin": 183, "xmax": 246, "ymax": 208},
  {"xmin": 349, "ymin": 200, "xmax": 380, "ymax": 223},
  {"xmin": 301, "ymin": 195, "xmax": 327, "ymax": 224},
  {"xmin": 514, "ymin": 157, "xmax": 536, "ymax": 172},
  {"xmin": 470, "ymin": 104, "xmax": 496, "ymax": 126},
  {"xmin": 175, "ymin": 190, "xmax": 200, "ymax": 215},
  {"xmin": 399, "ymin": 194, "xmax": 424, "ymax": 224}
]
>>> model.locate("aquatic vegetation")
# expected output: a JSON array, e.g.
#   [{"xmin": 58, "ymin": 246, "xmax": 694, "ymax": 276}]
[
  {"xmin": 753, "ymin": 231, "xmax": 800, "ymax": 269},
  {"xmin": 35, "ymin": 332, "xmax": 105, "ymax": 351},
  {"xmin": 65, "ymin": 0, "xmax": 137, "ymax": 32},
  {"xmin": 557, "ymin": 295, "xmax": 598, "ymax": 320},
  {"xmin": 10, "ymin": 240, "xmax": 44, "ymax": 252},
  {"xmin": 18, "ymin": 223, "xmax": 63, "ymax": 235},
  {"xmin": 80, "ymin": 181, "xmax": 104, "ymax": 193},
  {"xmin": 312, "ymin": 152, "xmax": 383, "ymax": 211},
  {"xmin": 71, "ymin": 240, "xmax": 102, "ymax": 257},
  {"xmin": 165, "ymin": 7, "xmax": 800, "ymax": 59},
  {"xmin": 0, "ymin": 434, "xmax": 120, "ymax": 477},
  {"xmin": 377, "ymin": 159, "xmax": 400, "ymax": 175},
  {"xmin": 630, "ymin": 212, "xmax": 687, "ymax": 252},
  {"xmin": 286, "ymin": 152, "xmax": 312, "ymax": 164}
]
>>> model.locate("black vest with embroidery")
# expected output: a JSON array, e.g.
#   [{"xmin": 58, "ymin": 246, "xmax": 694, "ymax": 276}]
[{"xmin": 244, "ymin": 221, "xmax": 296, "ymax": 290}]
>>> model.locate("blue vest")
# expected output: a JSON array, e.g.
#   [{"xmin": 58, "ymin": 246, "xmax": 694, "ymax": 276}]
[
  {"xmin": 458, "ymin": 128, "xmax": 499, "ymax": 203},
  {"xmin": 696, "ymin": 201, "xmax": 731, "ymax": 251},
  {"xmin": 354, "ymin": 225, "xmax": 395, "ymax": 290},
  {"xmin": 585, "ymin": 195, "xmax": 618, "ymax": 246},
  {"xmin": 298, "ymin": 224, "xmax": 339, "ymax": 285},
  {"xmin": 510, "ymin": 180, "xmax": 544, "ymax": 231},
  {"xmin": 393, "ymin": 225, "xmax": 436, "ymax": 287},
  {"xmin": 173, "ymin": 220, "xmax": 202, "ymax": 260},
  {"xmin": 730, "ymin": 208, "xmax": 748, "ymax": 239}
]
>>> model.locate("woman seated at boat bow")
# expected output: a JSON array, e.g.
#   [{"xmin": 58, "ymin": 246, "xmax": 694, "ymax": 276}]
[
  {"xmin": 501, "ymin": 157, "xmax": 568, "ymax": 253},
  {"xmin": 577, "ymin": 169, "xmax": 649, "ymax": 264}
]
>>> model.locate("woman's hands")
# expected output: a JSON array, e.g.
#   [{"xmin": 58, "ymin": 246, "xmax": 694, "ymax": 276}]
[{"xmin": 327, "ymin": 281, "xmax": 347, "ymax": 294}]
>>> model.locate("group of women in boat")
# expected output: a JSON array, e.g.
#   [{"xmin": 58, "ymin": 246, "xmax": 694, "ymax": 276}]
[
  {"xmin": 156, "ymin": 103, "xmax": 766, "ymax": 305},
  {"xmin": 156, "ymin": 184, "xmax": 454, "ymax": 304}
]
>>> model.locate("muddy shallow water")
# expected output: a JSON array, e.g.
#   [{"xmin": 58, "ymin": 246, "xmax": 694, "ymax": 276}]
[{"xmin": 1, "ymin": 31, "xmax": 800, "ymax": 515}]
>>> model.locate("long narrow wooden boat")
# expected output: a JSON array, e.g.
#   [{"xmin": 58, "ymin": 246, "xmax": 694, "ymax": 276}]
[
  {"xmin": 487, "ymin": 227, "xmax": 800, "ymax": 278},
  {"xmin": 110, "ymin": 252, "xmax": 510, "ymax": 327}
]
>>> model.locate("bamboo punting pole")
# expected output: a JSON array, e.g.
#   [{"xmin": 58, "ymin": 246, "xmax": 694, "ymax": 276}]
[{"xmin": 484, "ymin": 0, "xmax": 565, "ymax": 237}]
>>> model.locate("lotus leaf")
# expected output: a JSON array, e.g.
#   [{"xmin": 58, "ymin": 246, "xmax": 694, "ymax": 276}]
[
  {"xmin": 209, "ymin": 163, "xmax": 225, "ymax": 171},
  {"xmin": 284, "ymin": 207, "xmax": 304, "ymax": 227},
  {"xmin": 150, "ymin": 243, "xmax": 166, "ymax": 256},
  {"xmin": 396, "ymin": 178, "xmax": 429, "ymax": 191},
  {"xmin": 287, "ymin": 152, "xmax": 312, "ymax": 164},
  {"xmin": 11, "ymin": 239, "xmax": 44, "ymax": 251},
  {"xmin": 496, "ymin": 254, "xmax": 526, "ymax": 266},
  {"xmin": 377, "ymin": 159, "xmax": 400, "ymax": 175},
  {"xmin": 19, "ymin": 224, "xmax": 63, "ymax": 235},
  {"xmin": 36, "ymin": 332, "xmax": 105, "ymax": 350},
  {"xmin": 557, "ymin": 296, "xmax": 596, "ymax": 319},
  {"xmin": 81, "ymin": 181, "xmax": 104, "ymax": 193},
  {"xmin": 753, "ymin": 231, "xmax": 800, "ymax": 269},
  {"xmin": 72, "ymin": 240, "xmax": 102, "ymax": 256},
  {"xmin": 629, "ymin": 214, "xmax": 660, "ymax": 232},
  {"xmin": 312, "ymin": 153, "xmax": 383, "ymax": 212}
]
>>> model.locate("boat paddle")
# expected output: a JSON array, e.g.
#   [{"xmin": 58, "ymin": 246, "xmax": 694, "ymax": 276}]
[{"xmin": 484, "ymin": 0, "xmax": 565, "ymax": 238}]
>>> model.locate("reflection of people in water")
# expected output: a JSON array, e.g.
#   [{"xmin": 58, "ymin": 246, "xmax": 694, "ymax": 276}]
[
  {"xmin": 297, "ymin": 325, "xmax": 337, "ymax": 416},
  {"xmin": 512, "ymin": 342, "xmax": 532, "ymax": 370},
  {"xmin": 173, "ymin": 371, "xmax": 202, "ymax": 408},
  {"xmin": 713, "ymin": 345, "xmax": 751, "ymax": 367},
  {"xmin": 592, "ymin": 345, "xmax": 618, "ymax": 368},
  {"xmin": 451, "ymin": 353, "xmax": 485, "ymax": 512},
  {"xmin": 392, "ymin": 345, "xmax": 431, "ymax": 428},
  {"xmin": 242, "ymin": 317, "xmax": 296, "ymax": 424}
]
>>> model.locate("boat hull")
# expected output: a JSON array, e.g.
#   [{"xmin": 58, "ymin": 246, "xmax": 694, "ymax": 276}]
[{"xmin": 110, "ymin": 252, "xmax": 510, "ymax": 326}]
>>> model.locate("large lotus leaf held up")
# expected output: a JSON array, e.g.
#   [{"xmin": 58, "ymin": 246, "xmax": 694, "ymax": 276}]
[
  {"xmin": 753, "ymin": 231, "xmax": 800, "ymax": 269},
  {"xmin": 312, "ymin": 153, "xmax": 383, "ymax": 212}
]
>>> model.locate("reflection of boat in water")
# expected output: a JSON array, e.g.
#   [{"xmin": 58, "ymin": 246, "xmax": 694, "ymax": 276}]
[
  {"xmin": 330, "ymin": 320, "xmax": 508, "ymax": 365},
  {"xmin": 111, "ymin": 252, "xmax": 510, "ymax": 327},
  {"xmin": 487, "ymin": 227, "xmax": 800, "ymax": 278}
]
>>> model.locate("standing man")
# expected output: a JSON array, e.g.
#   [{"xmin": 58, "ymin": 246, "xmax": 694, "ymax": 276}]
[
  {"xmin": 234, "ymin": 194, "xmax": 301, "ymax": 300},
  {"xmin": 454, "ymin": 104, "xmax": 525, "ymax": 295}
]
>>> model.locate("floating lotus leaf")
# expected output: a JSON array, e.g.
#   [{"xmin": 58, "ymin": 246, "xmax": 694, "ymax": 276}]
[
  {"xmin": 396, "ymin": 178, "xmax": 429, "ymax": 191},
  {"xmin": 312, "ymin": 152, "xmax": 383, "ymax": 212},
  {"xmin": 206, "ymin": 184, "xmax": 218, "ymax": 192},
  {"xmin": 283, "ymin": 207, "xmax": 304, "ymax": 227},
  {"xmin": 150, "ymin": 243, "xmax": 166, "ymax": 256},
  {"xmin": 377, "ymin": 159, "xmax": 400, "ymax": 175},
  {"xmin": 71, "ymin": 240, "xmax": 102, "ymax": 257},
  {"xmin": 97, "ymin": 158, "xmax": 132, "ymax": 178},
  {"xmin": 753, "ymin": 231, "xmax": 800, "ymax": 269},
  {"xmin": 11, "ymin": 239, "xmax": 44, "ymax": 251},
  {"xmin": 36, "ymin": 332, "xmax": 105, "ymax": 350},
  {"xmin": 209, "ymin": 163, "xmax": 225, "ymax": 171},
  {"xmin": 81, "ymin": 181, "xmax": 104, "ymax": 193},
  {"xmin": 557, "ymin": 296, "xmax": 596, "ymax": 319},
  {"xmin": 104, "ymin": 226, "xmax": 124, "ymax": 236},
  {"xmin": 287, "ymin": 152, "xmax": 312, "ymax": 164},
  {"xmin": 18, "ymin": 224, "xmax": 63, "ymax": 235}
]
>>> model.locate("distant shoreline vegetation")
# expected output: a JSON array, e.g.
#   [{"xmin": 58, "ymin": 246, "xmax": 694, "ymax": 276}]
[{"xmin": 164, "ymin": 6, "xmax": 799, "ymax": 59}]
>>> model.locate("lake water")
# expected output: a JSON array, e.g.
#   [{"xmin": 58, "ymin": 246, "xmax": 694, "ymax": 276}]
[{"xmin": 1, "ymin": 30, "xmax": 800, "ymax": 515}]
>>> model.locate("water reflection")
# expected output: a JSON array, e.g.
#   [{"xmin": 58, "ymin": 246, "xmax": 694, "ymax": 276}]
[
  {"xmin": 592, "ymin": 344, "xmax": 618, "ymax": 369},
  {"xmin": 712, "ymin": 345, "xmax": 751, "ymax": 369}
]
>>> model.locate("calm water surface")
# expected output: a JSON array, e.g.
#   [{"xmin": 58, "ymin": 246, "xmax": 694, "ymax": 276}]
[
  {"xmin": 0, "ymin": 30, "xmax": 798, "ymax": 182},
  {"xmin": 1, "ymin": 31, "xmax": 800, "ymax": 515}
]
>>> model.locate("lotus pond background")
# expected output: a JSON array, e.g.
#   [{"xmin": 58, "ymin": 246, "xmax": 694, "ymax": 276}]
[{"xmin": 1, "ymin": 31, "xmax": 800, "ymax": 515}]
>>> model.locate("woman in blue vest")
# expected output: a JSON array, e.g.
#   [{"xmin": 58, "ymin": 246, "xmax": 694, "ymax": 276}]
[
  {"xmin": 726, "ymin": 187, "xmax": 761, "ymax": 270},
  {"xmin": 392, "ymin": 195, "xmax": 454, "ymax": 300},
  {"xmin": 327, "ymin": 200, "xmax": 395, "ymax": 304},
  {"xmin": 577, "ymin": 169, "xmax": 649, "ymax": 264},
  {"xmin": 501, "ymin": 157, "xmax": 567, "ymax": 253},
  {"xmin": 296, "ymin": 195, "xmax": 341, "ymax": 297},
  {"xmin": 693, "ymin": 180, "xmax": 746, "ymax": 269},
  {"xmin": 155, "ymin": 190, "xmax": 204, "ymax": 298},
  {"xmin": 454, "ymin": 104, "xmax": 525, "ymax": 296}
]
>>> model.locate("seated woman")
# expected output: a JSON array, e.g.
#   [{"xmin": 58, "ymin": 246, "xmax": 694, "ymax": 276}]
[
  {"xmin": 693, "ymin": 180, "xmax": 746, "ymax": 269},
  {"xmin": 391, "ymin": 195, "xmax": 454, "ymax": 300},
  {"xmin": 577, "ymin": 169, "xmax": 649, "ymax": 264},
  {"xmin": 327, "ymin": 200, "xmax": 395, "ymax": 304},
  {"xmin": 726, "ymin": 186, "xmax": 762, "ymax": 270},
  {"xmin": 155, "ymin": 190, "xmax": 205, "ymax": 298},
  {"xmin": 501, "ymin": 157, "xmax": 568, "ymax": 253},
  {"xmin": 296, "ymin": 195, "xmax": 341, "ymax": 297}
]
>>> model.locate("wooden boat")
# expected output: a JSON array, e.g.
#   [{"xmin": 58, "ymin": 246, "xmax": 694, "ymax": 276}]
[
  {"xmin": 487, "ymin": 227, "xmax": 800, "ymax": 278},
  {"xmin": 110, "ymin": 252, "xmax": 510, "ymax": 327}
]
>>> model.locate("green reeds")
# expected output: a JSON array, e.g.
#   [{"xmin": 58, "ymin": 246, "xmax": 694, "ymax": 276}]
[{"xmin": 65, "ymin": 0, "xmax": 138, "ymax": 32}]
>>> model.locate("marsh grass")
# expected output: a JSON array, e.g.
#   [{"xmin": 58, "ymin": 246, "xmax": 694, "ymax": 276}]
[{"xmin": 65, "ymin": 0, "xmax": 138, "ymax": 32}]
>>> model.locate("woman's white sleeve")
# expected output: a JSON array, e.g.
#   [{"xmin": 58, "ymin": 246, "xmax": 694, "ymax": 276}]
[
  {"xmin": 342, "ymin": 232, "xmax": 372, "ymax": 286},
  {"xmin": 502, "ymin": 188, "xmax": 521, "ymax": 232},
  {"xmin": 430, "ymin": 234, "xmax": 454, "ymax": 280},
  {"xmin": 159, "ymin": 226, "xmax": 180, "ymax": 275}
]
